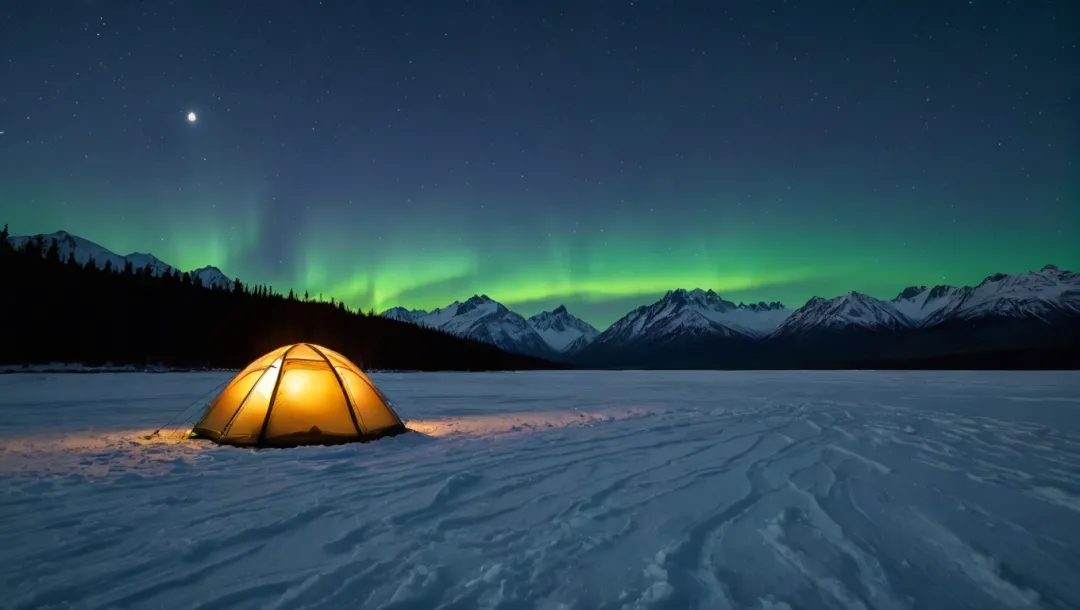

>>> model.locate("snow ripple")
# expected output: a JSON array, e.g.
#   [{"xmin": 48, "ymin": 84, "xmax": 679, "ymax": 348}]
[{"xmin": 1, "ymin": 370, "xmax": 1079, "ymax": 609}]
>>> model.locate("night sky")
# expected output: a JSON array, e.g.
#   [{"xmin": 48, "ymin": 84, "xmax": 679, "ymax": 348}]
[{"xmin": 1, "ymin": 1, "xmax": 1076, "ymax": 327}]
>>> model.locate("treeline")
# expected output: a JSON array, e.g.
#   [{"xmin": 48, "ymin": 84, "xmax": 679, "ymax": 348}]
[{"xmin": 0, "ymin": 225, "xmax": 562, "ymax": 371}]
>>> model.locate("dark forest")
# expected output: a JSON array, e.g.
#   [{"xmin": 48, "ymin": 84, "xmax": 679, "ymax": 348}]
[{"xmin": 0, "ymin": 225, "xmax": 561, "ymax": 371}]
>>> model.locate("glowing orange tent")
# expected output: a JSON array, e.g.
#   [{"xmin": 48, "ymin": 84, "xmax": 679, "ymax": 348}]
[{"xmin": 192, "ymin": 343, "xmax": 406, "ymax": 447}]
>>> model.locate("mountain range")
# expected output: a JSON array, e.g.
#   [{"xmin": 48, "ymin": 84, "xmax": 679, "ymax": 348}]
[
  {"xmin": 381, "ymin": 265, "xmax": 1079, "ymax": 368},
  {"xmin": 8, "ymin": 229, "xmax": 1079, "ymax": 368},
  {"xmin": 8, "ymin": 230, "xmax": 235, "ymax": 290},
  {"xmin": 382, "ymin": 298, "xmax": 599, "ymax": 359}
]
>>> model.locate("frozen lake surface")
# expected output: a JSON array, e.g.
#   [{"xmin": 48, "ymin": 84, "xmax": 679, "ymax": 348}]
[{"xmin": 2, "ymin": 370, "xmax": 1079, "ymax": 610}]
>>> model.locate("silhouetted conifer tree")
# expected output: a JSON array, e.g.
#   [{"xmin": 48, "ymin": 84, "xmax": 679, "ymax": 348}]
[
  {"xmin": 0, "ymin": 222, "xmax": 562, "ymax": 372},
  {"xmin": 44, "ymin": 240, "xmax": 61, "ymax": 264}
]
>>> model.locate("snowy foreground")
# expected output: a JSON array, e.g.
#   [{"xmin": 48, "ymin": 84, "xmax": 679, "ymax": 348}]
[{"xmin": 2, "ymin": 371, "xmax": 1080, "ymax": 610}]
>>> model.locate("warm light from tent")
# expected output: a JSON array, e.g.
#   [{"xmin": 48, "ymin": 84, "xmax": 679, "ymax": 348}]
[
  {"xmin": 280, "ymin": 368, "xmax": 310, "ymax": 396},
  {"xmin": 190, "ymin": 343, "xmax": 407, "ymax": 446},
  {"xmin": 247, "ymin": 359, "xmax": 282, "ymax": 404}
]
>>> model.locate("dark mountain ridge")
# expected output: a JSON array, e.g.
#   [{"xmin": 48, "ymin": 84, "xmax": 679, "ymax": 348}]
[
  {"xmin": 6, "ymin": 225, "xmax": 1078, "ymax": 370},
  {"xmin": 0, "ymin": 226, "xmax": 563, "ymax": 372}
]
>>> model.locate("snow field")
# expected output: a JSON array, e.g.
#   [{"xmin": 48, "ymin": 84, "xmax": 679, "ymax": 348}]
[{"xmin": 1, "ymin": 370, "xmax": 1079, "ymax": 609}]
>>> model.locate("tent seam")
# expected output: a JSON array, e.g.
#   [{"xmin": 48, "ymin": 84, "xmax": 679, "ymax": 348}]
[
  {"xmin": 257, "ymin": 344, "xmax": 298, "ymax": 444},
  {"xmin": 307, "ymin": 343, "xmax": 367, "ymax": 435},
  {"xmin": 219, "ymin": 362, "xmax": 276, "ymax": 439}
]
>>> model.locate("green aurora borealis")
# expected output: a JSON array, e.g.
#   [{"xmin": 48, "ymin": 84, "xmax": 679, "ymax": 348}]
[
  {"xmin": 5, "ymin": 188, "xmax": 1076, "ymax": 328},
  {"xmin": 2, "ymin": 1, "xmax": 1077, "ymax": 328}
]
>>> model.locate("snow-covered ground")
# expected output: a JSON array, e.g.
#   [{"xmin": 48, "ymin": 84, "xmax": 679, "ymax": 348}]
[{"xmin": 2, "ymin": 370, "xmax": 1079, "ymax": 610}]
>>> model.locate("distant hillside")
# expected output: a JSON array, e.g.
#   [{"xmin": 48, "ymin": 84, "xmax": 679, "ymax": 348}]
[
  {"xmin": 7, "ymin": 224, "xmax": 1077, "ymax": 371},
  {"xmin": 0, "ymin": 225, "xmax": 563, "ymax": 372},
  {"xmin": 573, "ymin": 268, "xmax": 1080, "ymax": 370}
]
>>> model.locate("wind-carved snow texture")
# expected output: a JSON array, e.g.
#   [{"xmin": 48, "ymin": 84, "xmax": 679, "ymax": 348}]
[{"xmin": 2, "ymin": 371, "xmax": 1079, "ymax": 609}]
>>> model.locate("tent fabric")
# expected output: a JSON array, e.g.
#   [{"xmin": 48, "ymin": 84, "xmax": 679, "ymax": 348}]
[{"xmin": 192, "ymin": 343, "xmax": 406, "ymax": 447}]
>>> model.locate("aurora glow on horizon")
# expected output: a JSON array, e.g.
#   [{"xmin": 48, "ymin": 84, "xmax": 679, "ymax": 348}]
[{"xmin": 1, "ymin": 3, "xmax": 1076, "ymax": 328}]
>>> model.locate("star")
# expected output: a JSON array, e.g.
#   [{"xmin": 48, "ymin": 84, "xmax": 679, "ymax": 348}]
[{"xmin": 187, "ymin": 111, "xmax": 197, "ymax": 123}]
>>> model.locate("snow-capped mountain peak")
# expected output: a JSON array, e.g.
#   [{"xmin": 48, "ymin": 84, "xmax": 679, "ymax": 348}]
[
  {"xmin": 438, "ymin": 295, "xmax": 509, "ymax": 335},
  {"xmin": 124, "ymin": 252, "xmax": 172, "ymax": 274},
  {"xmin": 527, "ymin": 305, "xmax": 600, "ymax": 353},
  {"xmin": 415, "ymin": 301, "xmax": 464, "ymax": 328},
  {"xmin": 740, "ymin": 301, "xmax": 786, "ymax": 313},
  {"xmin": 890, "ymin": 284, "xmax": 965, "ymax": 324},
  {"xmin": 190, "ymin": 266, "xmax": 235, "ymax": 290},
  {"xmin": 923, "ymin": 264, "xmax": 1080, "ymax": 324},
  {"xmin": 773, "ymin": 291, "xmax": 913, "ymax": 336},
  {"xmin": 381, "ymin": 307, "xmax": 428, "ymax": 323},
  {"xmin": 379, "ymin": 295, "xmax": 554, "ymax": 357},
  {"xmin": 663, "ymin": 288, "xmax": 736, "ymax": 312},
  {"xmin": 381, "ymin": 298, "xmax": 600, "ymax": 355},
  {"xmin": 586, "ymin": 287, "xmax": 792, "ymax": 353},
  {"xmin": 7, "ymin": 230, "xmax": 237, "ymax": 290},
  {"xmin": 10, "ymin": 230, "xmax": 128, "ymax": 270},
  {"xmin": 894, "ymin": 285, "xmax": 927, "ymax": 301},
  {"xmin": 459, "ymin": 294, "xmax": 503, "ymax": 314}
]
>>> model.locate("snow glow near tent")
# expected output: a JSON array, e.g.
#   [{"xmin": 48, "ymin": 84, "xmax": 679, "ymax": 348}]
[{"xmin": 191, "ymin": 343, "xmax": 406, "ymax": 447}]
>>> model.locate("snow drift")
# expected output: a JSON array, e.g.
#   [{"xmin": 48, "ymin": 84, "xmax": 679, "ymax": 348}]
[{"xmin": 2, "ymin": 370, "xmax": 1079, "ymax": 609}]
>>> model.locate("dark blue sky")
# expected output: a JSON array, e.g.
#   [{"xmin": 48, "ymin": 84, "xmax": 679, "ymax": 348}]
[{"xmin": 1, "ymin": 0, "xmax": 1076, "ymax": 326}]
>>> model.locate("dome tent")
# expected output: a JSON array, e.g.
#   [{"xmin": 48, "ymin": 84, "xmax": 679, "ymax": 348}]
[{"xmin": 192, "ymin": 343, "xmax": 406, "ymax": 447}]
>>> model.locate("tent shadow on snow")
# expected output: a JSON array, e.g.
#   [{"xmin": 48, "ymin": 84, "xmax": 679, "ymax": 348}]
[{"xmin": 189, "ymin": 343, "xmax": 410, "ymax": 448}]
